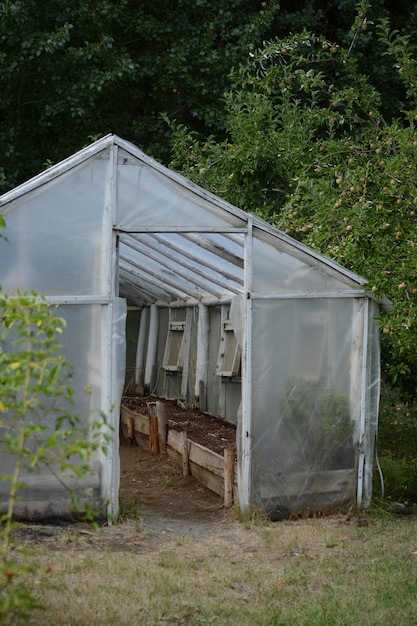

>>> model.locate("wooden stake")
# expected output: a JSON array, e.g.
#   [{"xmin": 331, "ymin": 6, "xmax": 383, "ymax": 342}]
[
  {"xmin": 224, "ymin": 447, "xmax": 234, "ymax": 507},
  {"xmin": 126, "ymin": 416, "xmax": 134, "ymax": 446},
  {"xmin": 198, "ymin": 379, "xmax": 206, "ymax": 413},
  {"xmin": 180, "ymin": 430, "xmax": 190, "ymax": 476},
  {"xmin": 147, "ymin": 402, "xmax": 159, "ymax": 455},
  {"xmin": 156, "ymin": 401, "xmax": 167, "ymax": 454}
]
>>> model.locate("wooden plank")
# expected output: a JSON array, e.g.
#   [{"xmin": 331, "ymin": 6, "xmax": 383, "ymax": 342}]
[
  {"xmin": 180, "ymin": 308, "xmax": 193, "ymax": 399},
  {"xmin": 121, "ymin": 404, "xmax": 237, "ymax": 504},
  {"xmin": 188, "ymin": 440, "xmax": 224, "ymax": 476},
  {"xmin": 135, "ymin": 306, "xmax": 149, "ymax": 386},
  {"xmin": 189, "ymin": 461, "xmax": 224, "ymax": 497},
  {"xmin": 195, "ymin": 303, "xmax": 209, "ymax": 407},
  {"xmin": 180, "ymin": 431, "xmax": 190, "ymax": 476},
  {"xmin": 133, "ymin": 413, "xmax": 149, "ymax": 436},
  {"xmin": 224, "ymin": 448, "xmax": 234, "ymax": 507},
  {"xmin": 167, "ymin": 428, "xmax": 182, "ymax": 452},
  {"xmin": 198, "ymin": 379, "xmax": 206, "ymax": 412},
  {"xmin": 120, "ymin": 406, "xmax": 149, "ymax": 436},
  {"xmin": 126, "ymin": 416, "xmax": 134, "ymax": 445},
  {"xmin": 144, "ymin": 304, "xmax": 158, "ymax": 396}
]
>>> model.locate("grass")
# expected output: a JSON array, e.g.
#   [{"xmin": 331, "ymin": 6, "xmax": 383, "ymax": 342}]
[{"xmin": 12, "ymin": 510, "xmax": 417, "ymax": 626}]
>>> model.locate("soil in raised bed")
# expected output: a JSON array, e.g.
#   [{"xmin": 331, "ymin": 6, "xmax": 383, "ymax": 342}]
[{"xmin": 121, "ymin": 395, "xmax": 237, "ymax": 456}]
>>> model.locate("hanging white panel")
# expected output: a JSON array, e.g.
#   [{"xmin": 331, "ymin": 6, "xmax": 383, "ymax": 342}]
[
  {"xmin": 249, "ymin": 297, "xmax": 365, "ymax": 518},
  {"xmin": 116, "ymin": 149, "xmax": 246, "ymax": 229},
  {"xmin": 0, "ymin": 154, "xmax": 109, "ymax": 295}
]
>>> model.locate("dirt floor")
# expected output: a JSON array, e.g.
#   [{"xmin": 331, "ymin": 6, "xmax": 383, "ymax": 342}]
[
  {"xmin": 119, "ymin": 434, "xmax": 233, "ymax": 527},
  {"xmin": 12, "ymin": 440, "xmax": 238, "ymax": 554}
]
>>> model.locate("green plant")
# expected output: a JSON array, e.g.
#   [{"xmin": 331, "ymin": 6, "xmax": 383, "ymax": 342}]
[
  {"xmin": 373, "ymin": 384, "xmax": 417, "ymax": 505},
  {"xmin": 0, "ymin": 289, "xmax": 110, "ymax": 624}
]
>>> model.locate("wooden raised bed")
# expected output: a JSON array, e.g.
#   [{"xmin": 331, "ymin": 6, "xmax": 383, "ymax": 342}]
[{"xmin": 120, "ymin": 401, "xmax": 238, "ymax": 507}]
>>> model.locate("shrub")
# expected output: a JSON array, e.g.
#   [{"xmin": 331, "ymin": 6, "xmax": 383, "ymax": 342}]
[{"xmin": 0, "ymin": 289, "xmax": 110, "ymax": 624}]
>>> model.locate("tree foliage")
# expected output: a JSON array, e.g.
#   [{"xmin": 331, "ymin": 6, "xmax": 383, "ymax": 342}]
[
  {"xmin": 0, "ymin": 0, "xmax": 281, "ymax": 191},
  {"xmin": 0, "ymin": 0, "xmax": 416, "ymax": 193},
  {"xmin": 168, "ymin": 11, "xmax": 417, "ymax": 398}
]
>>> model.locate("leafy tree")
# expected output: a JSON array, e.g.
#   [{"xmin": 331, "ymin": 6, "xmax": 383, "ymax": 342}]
[
  {"xmin": 0, "ymin": 0, "xmax": 281, "ymax": 191},
  {"xmin": 1, "ymin": 0, "xmax": 416, "ymax": 194},
  {"xmin": 168, "ymin": 11, "xmax": 417, "ymax": 399}
]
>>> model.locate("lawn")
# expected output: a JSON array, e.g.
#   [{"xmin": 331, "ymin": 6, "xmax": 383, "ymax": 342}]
[{"xmin": 12, "ymin": 510, "xmax": 417, "ymax": 626}]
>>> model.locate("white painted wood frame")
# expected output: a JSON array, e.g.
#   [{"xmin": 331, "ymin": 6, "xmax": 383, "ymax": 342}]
[
  {"xmin": 144, "ymin": 303, "xmax": 159, "ymax": 394},
  {"xmin": 240, "ymin": 218, "xmax": 253, "ymax": 513},
  {"xmin": 135, "ymin": 306, "xmax": 149, "ymax": 386},
  {"xmin": 357, "ymin": 298, "xmax": 370, "ymax": 507},
  {"xmin": 195, "ymin": 303, "xmax": 209, "ymax": 408}
]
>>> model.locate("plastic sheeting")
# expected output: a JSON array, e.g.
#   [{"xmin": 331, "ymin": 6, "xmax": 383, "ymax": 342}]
[
  {"xmin": 252, "ymin": 230, "xmax": 351, "ymax": 292},
  {"xmin": 0, "ymin": 145, "xmax": 125, "ymax": 520},
  {"xmin": 1, "ymin": 154, "xmax": 109, "ymax": 296},
  {"xmin": 116, "ymin": 149, "xmax": 246, "ymax": 230}
]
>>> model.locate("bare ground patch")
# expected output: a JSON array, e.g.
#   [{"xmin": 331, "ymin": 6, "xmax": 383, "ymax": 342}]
[
  {"xmin": 12, "ymin": 438, "xmax": 369, "ymax": 559},
  {"xmin": 12, "ymin": 438, "xmax": 238, "ymax": 554}
]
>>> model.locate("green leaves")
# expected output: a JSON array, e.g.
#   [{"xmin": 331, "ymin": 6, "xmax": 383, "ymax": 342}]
[
  {"xmin": 169, "ymin": 17, "xmax": 417, "ymax": 398},
  {"xmin": 0, "ymin": 288, "xmax": 111, "ymax": 621},
  {"xmin": 0, "ymin": 0, "xmax": 283, "ymax": 189}
]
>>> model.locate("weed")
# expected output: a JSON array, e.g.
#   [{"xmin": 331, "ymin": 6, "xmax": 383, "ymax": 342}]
[{"xmin": 119, "ymin": 495, "xmax": 141, "ymax": 520}]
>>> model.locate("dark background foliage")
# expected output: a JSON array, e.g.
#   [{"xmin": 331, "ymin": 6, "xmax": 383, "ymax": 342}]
[
  {"xmin": 0, "ymin": 0, "xmax": 415, "ymax": 190},
  {"xmin": 1, "ymin": 0, "xmax": 416, "ymax": 505}
]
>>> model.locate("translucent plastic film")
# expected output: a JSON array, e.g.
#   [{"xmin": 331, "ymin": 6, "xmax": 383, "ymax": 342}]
[
  {"xmin": 252, "ymin": 227, "xmax": 354, "ymax": 292},
  {"xmin": 249, "ymin": 297, "xmax": 369, "ymax": 518},
  {"xmin": 0, "ymin": 304, "xmax": 108, "ymax": 521},
  {"xmin": 116, "ymin": 149, "xmax": 245, "ymax": 229},
  {"xmin": 0, "ymin": 154, "xmax": 109, "ymax": 295},
  {"xmin": 362, "ymin": 300, "xmax": 381, "ymax": 506}
]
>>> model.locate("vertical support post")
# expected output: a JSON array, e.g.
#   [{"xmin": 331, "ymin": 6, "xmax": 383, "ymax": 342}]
[
  {"xmin": 156, "ymin": 400, "xmax": 167, "ymax": 454},
  {"xmin": 180, "ymin": 430, "xmax": 190, "ymax": 476},
  {"xmin": 357, "ymin": 298, "xmax": 369, "ymax": 507},
  {"xmin": 126, "ymin": 415, "xmax": 135, "ymax": 445},
  {"xmin": 144, "ymin": 303, "xmax": 158, "ymax": 396},
  {"xmin": 180, "ymin": 307, "xmax": 193, "ymax": 400},
  {"xmin": 195, "ymin": 303, "xmax": 209, "ymax": 410},
  {"xmin": 224, "ymin": 448, "xmax": 234, "ymax": 507},
  {"xmin": 240, "ymin": 217, "xmax": 253, "ymax": 513},
  {"xmin": 105, "ymin": 140, "xmax": 120, "ymax": 522},
  {"xmin": 135, "ymin": 306, "xmax": 149, "ymax": 387},
  {"xmin": 147, "ymin": 401, "xmax": 160, "ymax": 455},
  {"xmin": 218, "ymin": 304, "xmax": 228, "ymax": 417}
]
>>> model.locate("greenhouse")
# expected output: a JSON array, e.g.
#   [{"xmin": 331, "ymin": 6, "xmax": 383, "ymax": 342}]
[{"xmin": 0, "ymin": 134, "xmax": 381, "ymax": 521}]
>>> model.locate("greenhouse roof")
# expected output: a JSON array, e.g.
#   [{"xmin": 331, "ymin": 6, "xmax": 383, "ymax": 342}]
[{"xmin": 0, "ymin": 134, "xmax": 369, "ymax": 307}]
